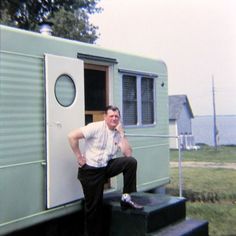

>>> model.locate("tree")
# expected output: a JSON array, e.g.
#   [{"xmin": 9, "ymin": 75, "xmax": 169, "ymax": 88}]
[
  {"xmin": 50, "ymin": 7, "xmax": 99, "ymax": 43},
  {"xmin": 0, "ymin": 0, "xmax": 102, "ymax": 43}
]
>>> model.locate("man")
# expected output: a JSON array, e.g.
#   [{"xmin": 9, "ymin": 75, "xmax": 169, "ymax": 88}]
[{"xmin": 68, "ymin": 105, "xmax": 143, "ymax": 236}]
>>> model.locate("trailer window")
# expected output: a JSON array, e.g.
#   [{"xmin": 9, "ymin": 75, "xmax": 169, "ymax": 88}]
[
  {"xmin": 141, "ymin": 77, "xmax": 154, "ymax": 124},
  {"xmin": 55, "ymin": 74, "xmax": 76, "ymax": 107},
  {"xmin": 122, "ymin": 75, "xmax": 137, "ymax": 125},
  {"xmin": 122, "ymin": 74, "xmax": 155, "ymax": 126}
]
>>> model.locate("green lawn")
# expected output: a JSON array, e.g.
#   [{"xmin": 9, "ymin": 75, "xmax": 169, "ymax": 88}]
[
  {"xmin": 167, "ymin": 146, "xmax": 236, "ymax": 236},
  {"xmin": 170, "ymin": 145, "xmax": 236, "ymax": 163},
  {"xmin": 187, "ymin": 202, "xmax": 236, "ymax": 236}
]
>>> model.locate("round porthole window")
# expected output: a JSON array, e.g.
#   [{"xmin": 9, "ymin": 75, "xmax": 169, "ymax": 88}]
[{"xmin": 55, "ymin": 74, "xmax": 76, "ymax": 107}]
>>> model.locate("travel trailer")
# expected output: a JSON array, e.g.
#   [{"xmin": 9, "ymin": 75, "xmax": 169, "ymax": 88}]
[{"xmin": 0, "ymin": 24, "xmax": 170, "ymax": 234}]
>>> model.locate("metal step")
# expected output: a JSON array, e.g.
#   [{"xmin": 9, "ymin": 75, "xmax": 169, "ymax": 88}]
[
  {"xmin": 103, "ymin": 192, "xmax": 188, "ymax": 236},
  {"xmin": 147, "ymin": 218, "xmax": 208, "ymax": 236}
]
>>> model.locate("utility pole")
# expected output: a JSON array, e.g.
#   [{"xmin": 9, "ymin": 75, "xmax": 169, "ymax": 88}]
[{"xmin": 212, "ymin": 76, "xmax": 218, "ymax": 150}]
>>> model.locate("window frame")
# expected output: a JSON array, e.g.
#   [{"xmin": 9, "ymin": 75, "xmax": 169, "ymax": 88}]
[{"xmin": 121, "ymin": 71, "xmax": 157, "ymax": 127}]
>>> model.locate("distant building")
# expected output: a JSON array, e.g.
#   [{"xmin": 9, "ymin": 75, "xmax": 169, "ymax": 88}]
[{"xmin": 169, "ymin": 95, "xmax": 197, "ymax": 149}]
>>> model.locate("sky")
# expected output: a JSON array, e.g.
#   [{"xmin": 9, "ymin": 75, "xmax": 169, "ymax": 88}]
[{"xmin": 90, "ymin": 0, "xmax": 236, "ymax": 116}]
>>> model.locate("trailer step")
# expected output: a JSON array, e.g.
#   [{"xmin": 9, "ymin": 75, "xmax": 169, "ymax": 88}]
[
  {"xmin": 103, "ymin": 192, "xmax": 188, "ymax": 236},
  {"xmin": 147, "ymin": 218, "xmax": 208, "ymax": 236}
]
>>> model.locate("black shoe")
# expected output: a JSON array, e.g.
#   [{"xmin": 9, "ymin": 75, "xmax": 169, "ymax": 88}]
[{"xmin": 120, "ymin": 199, "xmax": 144, "ymax": 210}]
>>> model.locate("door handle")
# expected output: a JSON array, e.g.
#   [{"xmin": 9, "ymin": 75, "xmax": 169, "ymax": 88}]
[{"xmin": 54, "ymin": 121, "xmax": 62, "ymax": 128}]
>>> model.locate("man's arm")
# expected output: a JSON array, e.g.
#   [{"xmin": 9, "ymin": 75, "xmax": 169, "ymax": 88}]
[
  {"xmin": 119, "ymin": 135, "xmax": 133, "ymax": 157},
  {"xmin": 68, "ymin": 128, "xmax": 86, "ymax": 166},
  {"xmin": 115, "ymin": 123, "xmax": 132, "ymax": 157}
]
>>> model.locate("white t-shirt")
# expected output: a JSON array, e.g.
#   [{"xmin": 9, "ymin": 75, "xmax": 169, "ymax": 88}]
[{"xmin": 80, "ymin": 121, "xmax": 121, "ymax": 167}]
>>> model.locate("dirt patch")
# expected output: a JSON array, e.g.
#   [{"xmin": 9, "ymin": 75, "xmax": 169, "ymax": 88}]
[{"xmin": 170, "ymin": 161, "xmax": 236, "ymax": 170}]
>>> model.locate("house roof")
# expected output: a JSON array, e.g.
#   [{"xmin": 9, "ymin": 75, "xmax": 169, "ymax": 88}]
[{"xmin": 169, "ymin": 95, "xmax": 194, "ymax": 120}]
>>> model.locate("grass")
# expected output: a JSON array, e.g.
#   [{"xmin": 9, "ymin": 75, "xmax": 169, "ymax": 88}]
[
  {"xmin": 187, "ymin": 202, "xmax": 236, "ymax": 236},
  {"xmin": 170, "ymin": 145, "xmax": 236, "ymax": 163},
  {"xmin": 168, "ymin": 168, "xmax": 236, "ymax": 201},
  {"xmin": 167, "ymin": 146, "xmax": 236, "ymax": 236}
]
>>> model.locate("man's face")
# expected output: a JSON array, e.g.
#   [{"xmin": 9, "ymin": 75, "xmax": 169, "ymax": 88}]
[{"xmin": 104, "ymin": 109, "xmax": 120, "ymax": 130}]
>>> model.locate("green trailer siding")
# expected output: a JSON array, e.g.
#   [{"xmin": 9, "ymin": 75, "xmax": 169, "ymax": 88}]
[
  {"xmin": 0, "ymin": 25, "xmax": 169, "ymax": 234},
  {"xmin": 0, "ymin": 52, "xmax": 45, "ymax": 164}
]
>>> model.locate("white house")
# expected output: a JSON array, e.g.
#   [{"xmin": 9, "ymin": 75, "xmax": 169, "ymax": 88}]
[{"xmin": 169, "ymin": 95, "xmax": 196, "ymax": 149}]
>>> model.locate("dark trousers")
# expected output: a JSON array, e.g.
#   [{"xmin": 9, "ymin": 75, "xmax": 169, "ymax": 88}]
[{"xmin": 78, "ymin": 157, "xmax": 137, "ymax": 236}]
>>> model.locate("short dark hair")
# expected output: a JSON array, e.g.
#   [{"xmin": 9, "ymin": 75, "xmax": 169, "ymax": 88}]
[{"xmin": 105, "ymin": 105, "xmax": 120, "ymax": 116}]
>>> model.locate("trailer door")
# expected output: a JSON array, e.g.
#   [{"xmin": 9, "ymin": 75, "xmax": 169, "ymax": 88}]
[{"xmin": 45, "ymin": 54, "xmax": 84, "ymax": 208}]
